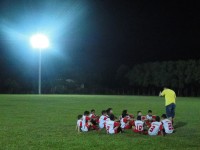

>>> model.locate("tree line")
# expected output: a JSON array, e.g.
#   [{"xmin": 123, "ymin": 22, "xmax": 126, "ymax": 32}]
[
  {"xmin": 0, "ymin": 59, "xmax": 200, "ymax": 96},
  {"xmin": 117, "ymin": 59, "xmax": 200, "ymax": 96}
]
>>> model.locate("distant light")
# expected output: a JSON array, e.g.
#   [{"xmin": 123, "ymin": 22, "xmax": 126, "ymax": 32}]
[{"xmin": 30, "ymin": 33, "xmax": 49, "ymax": 49}]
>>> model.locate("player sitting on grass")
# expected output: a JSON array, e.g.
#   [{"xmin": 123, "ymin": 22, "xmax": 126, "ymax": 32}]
[
  {"xmin": 161, "ymin": 114, "xmax": 174, "ymax": 135},
  {"xmin": 146, "ymin": 110, "xmax": 153, "ymax": 121},
  {"xmin": 148, "ymin": 116, "xmax": 163, "ymax": 136},
  {"xmin": 133, "ymin": 116, "xmax": 145, "ymax": 133},
  {"xmin": 120, "ymin": 110, "xmax": 134, "ymax": 130},
  {"xmin": 119, "ymin": 109, "xmax": 134, "ymax": 120},
  {"xmin": 133, "ymin": 115, "xmax": 148, "ymax": 134},
  {"xmin": 89, "ymin": 109, "xmax": 99, "ymax": 126},
  {"xmin": 76, "ymin": 115, "xmax": 83, "ymax": 133},
  {"xmin": 107, "ymin": 114, "xmax": 122, "ymax": 134},
  {"xmin": 81, "ymin": 111, "xmax": 92, "ymax": 132},
  {"xmin": 105, "ymin": 108, "xmax": 113, "ymax": 131},
  {"xmin": 99, "ymin": 110, "xmax": 107, "ymax": 129},
  {"xmin": 137, "ymin": 111, "xmax": 147, "ymax": 122},
  {"xmin": 106, "ymin": 108, "xmax": 113, "ymax": 117},
  {"xmin": 145, "ymin": 110, "xmax": 156, "ymax": 127}
]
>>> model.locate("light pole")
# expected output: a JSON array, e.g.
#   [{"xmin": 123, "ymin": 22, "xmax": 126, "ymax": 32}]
[
  {"xmin": 30, "ymin": 33, "xmax": 49, "ymax": 94},
  {"xmin": 38, "ymin": 49, "xmax": 42, "ymax": 94}
]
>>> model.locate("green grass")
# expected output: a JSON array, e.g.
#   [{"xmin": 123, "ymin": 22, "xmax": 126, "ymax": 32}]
[{"xmin": 0, "ymin": 95, "xmax": 200, "ymax": 150}]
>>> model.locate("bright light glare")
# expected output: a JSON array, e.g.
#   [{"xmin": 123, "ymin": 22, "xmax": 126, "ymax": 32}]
[{"xmin": 30, "ymin": 33, "xmax": 49, "ymax": 49}]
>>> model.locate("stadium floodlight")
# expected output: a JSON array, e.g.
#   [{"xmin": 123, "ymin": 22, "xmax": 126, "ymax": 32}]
[
  {"xmin": 30, "ymin": 33, "xmax": 49, "ymax": 94},
  {"xmin": 30, "ymin": 33, "xmax": 49, "ymax": 49}
]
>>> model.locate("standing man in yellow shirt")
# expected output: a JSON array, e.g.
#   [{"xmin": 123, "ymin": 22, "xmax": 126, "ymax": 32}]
[{"xmin": 159, "ymin": 87, "xmax": 176, "ymax": 124}]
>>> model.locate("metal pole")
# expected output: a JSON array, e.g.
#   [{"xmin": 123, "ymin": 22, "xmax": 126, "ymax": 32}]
[{"xmin": 38, "ymin": 49, "xmax": 41, "ymax": 94}]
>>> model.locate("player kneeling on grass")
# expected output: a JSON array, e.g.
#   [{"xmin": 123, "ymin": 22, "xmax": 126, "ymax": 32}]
[
  {"xmin": 76, "ymin": 115, "xmax": 83, "ymax": 133},
  {"xmin": 120, "ymin": 110, "xmax": 134, "ymax": 130},
  {"xmin": 161, "ymin": 114, "xmax": 174, "ymax": 135},
  {"xmin": 99, "ymin": 110, "xmax": 107, "ymax": 129},
  {"xmin": 107, "ymin": 114, "xmax": 122, "ymax": 134},
  {"xmin": 148, "ymin": 116, "xmax": 163, "ymax": 136}
]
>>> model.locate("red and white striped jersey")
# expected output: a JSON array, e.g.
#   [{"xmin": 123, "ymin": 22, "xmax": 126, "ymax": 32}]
[
  {"xmin": 99, "ymin": 115, "xmax": 107, "ymax": 128},
  {"xmin": 105, "ymin": 116, "xmax": 110, "ymax": 130},
  {"xmin": 82, "ymin": 115, "xmax": 90, "ymax": 127},
  {"xmin": 77, "ymin": 119, "xmax": 82, "ymax": 128},
  {"xmin": 120, "ymin": 117, "xmax": 129, "ymax": 129},
  {"xmin": 81, "ymin": 115, "xmax": 90, "ymax": 132},
  {"xmin": 89, "ymin": 114, "xmax": 96, "ymax": 119},
  {"xmin": 107, "ymin": 120, "xmax": 120, "ymax": 134}
]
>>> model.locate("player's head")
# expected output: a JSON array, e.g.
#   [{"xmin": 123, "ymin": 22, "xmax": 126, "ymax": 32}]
[
  {"xmin": 122, "ymin": 110, "xmax": 128, "ymax": 118},
  {"xmin": 106, "ymin": 108, "xmax": 113, "ymax": 116},
  {"xmin": 148, "ymin": 110, "xmax": 152, "ymax": 115},
  {"xmin": 129, "ymin": 114, "xmax": 134, "ymax": 118},
  {"xmin": 109, "ymin": 114, "xmax": 115, "ymax": 121},
  {"xmin": 84, "ymin": 111, "xmax": 90, "ymax": 116},
  {"xmin": 137, "ymin": 111, "xmax": 142, "ymax": 116},
  {"xmin": 161, "ymin": 114, "xmax": 167, "ymax": 119},
  {"xmin": 77, "ymin": 115, "xmax": 82, "ymax": 120},
  {"xmin": 91, "ymin": 109, "xmax": 95, "ymax": 114},
  {"xmin": 137, "ymin": 115, "xmax": 141, "ymax": 121},
  {"xmin": 155, "ymin": 116, "xmax": 160, "ymax": 122},
  {"xmin": 122, "ymin": 109, "xmax": 128, "ymax": 115},
  {"xmin": 122, "ymin": 113, "xmax": 128, "ymax": 118},
  {"xmin": 101, "ymin": 110, "xmax": 106, "ymax": 115}
]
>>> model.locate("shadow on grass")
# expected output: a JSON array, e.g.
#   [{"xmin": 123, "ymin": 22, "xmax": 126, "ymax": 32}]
[{"xmin": 174, "ymin": 121, "xmax": 187, "ymax": 129}]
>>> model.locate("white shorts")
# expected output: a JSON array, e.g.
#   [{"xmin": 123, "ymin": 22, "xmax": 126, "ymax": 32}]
[
  {"xmin": 99, "ymin": 124, "xmax": 104, "ymax": 129},
  {"xmin": 108, "ymin": 129, "xmax": 115, "ymax": 134},
  {"xmin": 81, "ymin": 126, "xmax": 88, "ymax": 132}
]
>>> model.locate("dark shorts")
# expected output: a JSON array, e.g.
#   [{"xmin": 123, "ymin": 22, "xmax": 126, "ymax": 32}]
[{"xmin": 166, "ymin": 103, "xmax": 176, "ymax": 118}]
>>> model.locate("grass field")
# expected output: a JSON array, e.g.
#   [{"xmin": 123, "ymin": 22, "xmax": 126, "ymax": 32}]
[{"xmin": 0, "ymin": 95, "xmax": 200, "ymax": 150}]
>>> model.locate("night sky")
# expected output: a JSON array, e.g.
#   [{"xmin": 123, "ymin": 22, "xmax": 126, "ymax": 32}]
[{"xmin": 0, "ymin": 0, "xmax": 200, "ymax": 81}]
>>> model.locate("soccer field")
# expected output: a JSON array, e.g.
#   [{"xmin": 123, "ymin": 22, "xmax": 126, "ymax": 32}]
[{"xmin": 0, "ymin": 95, "xmax": 200, "ymax": 150}]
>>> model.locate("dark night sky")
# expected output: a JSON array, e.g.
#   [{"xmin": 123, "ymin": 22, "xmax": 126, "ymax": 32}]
[{"xmin": 0, "ymin": 0, "xmax": 200, "ymax": 81}]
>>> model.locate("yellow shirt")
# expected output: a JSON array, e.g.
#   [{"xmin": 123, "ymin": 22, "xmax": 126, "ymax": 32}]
[{"xmin": 161, "ymin": 89, "xmax": 176, "ymax": 106}]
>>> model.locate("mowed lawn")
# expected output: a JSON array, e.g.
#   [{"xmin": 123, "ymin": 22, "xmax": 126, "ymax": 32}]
[{"xmin": 0, "ymin": 95, "xmax": 200, "ymax": 150}]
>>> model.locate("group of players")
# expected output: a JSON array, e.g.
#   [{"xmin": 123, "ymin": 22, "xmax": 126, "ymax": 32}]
[{"xmin": 76, "ymin": 108, "xmax": 174, "ymax": 136}]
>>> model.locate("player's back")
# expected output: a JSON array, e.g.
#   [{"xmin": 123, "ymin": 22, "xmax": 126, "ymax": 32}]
[
  {"xmin": 89, "ymin": 114, "xmax": 93, "ymax": 118},
  {"xmin": 82, "ymin": 115, "xmax": 86, "ymax": 127},
  {"xmin": 105, "ymin": 117, "xmax": 110, "ymax": 125},
  {"xmin": 148, "ymin": 121, "xmax": 162, "ymax": 136},
  {"xmin": 99, "ymin": 115, "xmax": 107, "ymax": 128},
  {"xmin": 77, "ymin": 119, "xmax": 82, "ymax": 127},
  {"xmin": 134, "ymin": 120, "xmax": 144, "ymax": 132},
  {"xmin": 82, "ymin": 115, "xmax": 90, "ymax": 126},
  {"xmin": 162, "ymin": 119, "xmax": 174, "ymax": 134},
  {"xmin": 105, "ymin": 117, "xmax": 110, "ymax": 130},
  {"xmin": 81, "ymin": 115, "xmax": 90, "ymax": 132},
  {"xmin": 107, "ymin": 120, "xmax": 115, "ymax": 134},
  {"xmin": 120, "ymin": 117, "xmax": 128, "ymax": 128}
]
